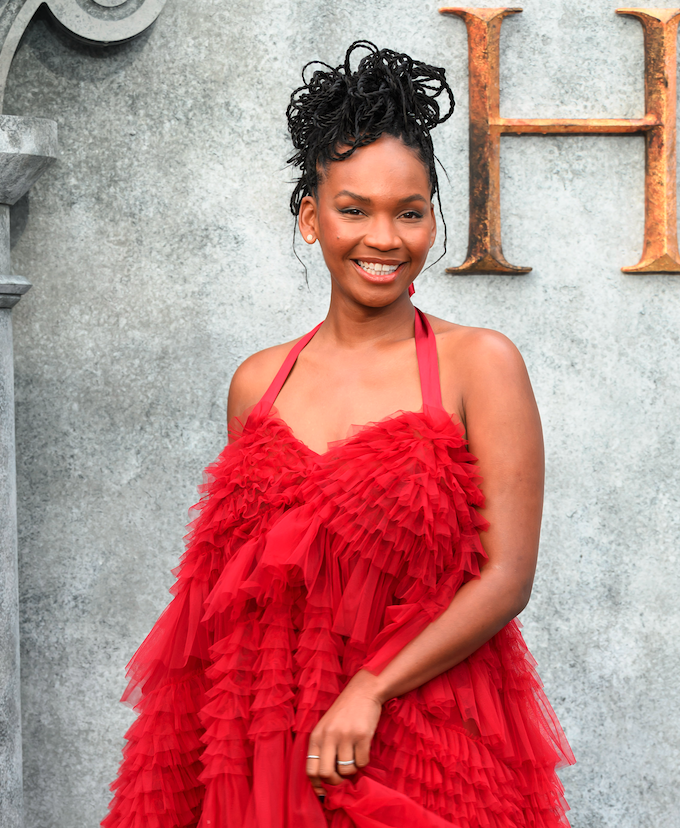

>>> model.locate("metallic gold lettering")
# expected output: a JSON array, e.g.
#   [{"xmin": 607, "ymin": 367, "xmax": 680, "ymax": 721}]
[{"xmin": 440, "ymin": 7, "xmax": 680, "ymax": 274}]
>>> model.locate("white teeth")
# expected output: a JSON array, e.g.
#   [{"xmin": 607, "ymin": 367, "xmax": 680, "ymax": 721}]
[{"xmin": 358, "ymin": 261, "xmax": 399, "ymax": 275}]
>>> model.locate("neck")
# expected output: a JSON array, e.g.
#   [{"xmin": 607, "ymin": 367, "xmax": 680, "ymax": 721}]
[{"xmin": 320, "ymin": 288, "xmax": 416, "ymax": 349}]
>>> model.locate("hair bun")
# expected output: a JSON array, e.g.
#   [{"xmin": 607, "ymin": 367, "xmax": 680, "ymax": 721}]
[{"xmin": 286, "ymin": 41, "xmax": 454, "ymax": 216}]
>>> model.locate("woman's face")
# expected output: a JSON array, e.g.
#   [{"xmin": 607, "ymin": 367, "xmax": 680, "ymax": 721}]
[{"xmin": 298, "ymin": 134, "xmax": 436, "ymax": 307}]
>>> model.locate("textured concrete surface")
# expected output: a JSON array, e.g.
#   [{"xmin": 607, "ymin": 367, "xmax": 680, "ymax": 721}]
[
  {"xmin": 0, "ymin": 5, "xmax": 159, "ymax": 822},
  {"xmin": 0, "ymin": 117, "xmax": 56, "ymax": 828},
  {"xmin": 3, "ymin": 1, "xmax": 679, "ymax": 826}
]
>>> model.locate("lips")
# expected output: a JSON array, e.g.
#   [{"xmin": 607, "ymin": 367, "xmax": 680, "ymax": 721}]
[
  {"xmin": 353, "ymin": 259, "xmax": 405, "ymax": 283},
  {"xmin": 357, "ymin": 260, "xmax": 399, "ymax": 275}
]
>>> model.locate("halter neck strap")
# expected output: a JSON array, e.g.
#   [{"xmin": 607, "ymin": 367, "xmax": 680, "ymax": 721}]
[
  {"xmin": 256, "ymin": 321, "xmax": 324, "ymax": 415},
  {"xmin": 414, "ymin": 308, "xmax": 443, "ymax": 409},
  {"xmin": 253, "ymin": 308, "xmax": 442, "ymax": 417}
]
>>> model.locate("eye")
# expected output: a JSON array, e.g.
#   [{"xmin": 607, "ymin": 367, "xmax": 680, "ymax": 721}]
[
  {"xmin": 401, "ymin": 210, "xmax": 424, "ymax": 220},
  {"xmin": 339, "ymin": 208, "xmax": 364, "ymax": 216}
]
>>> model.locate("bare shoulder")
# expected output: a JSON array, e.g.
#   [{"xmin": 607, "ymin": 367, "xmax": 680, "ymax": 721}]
[
  {"xmin": 423, "ymin": 312, "xmax": 531, "ymax": 409},
  {"xmin": 426, "ymin": 313, "xmax": 525, "ymax": 372},
  {"xmin": 227, "ymin": 336, "xmax": 303, "ymax": 422},
  {"xmin": 423, "ymin": 313, "xmax": 538, "ymax": 448}
]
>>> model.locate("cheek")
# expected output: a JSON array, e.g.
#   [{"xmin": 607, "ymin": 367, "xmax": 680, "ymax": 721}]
[
  {"xmin": 406, "ymin": 225, "xmax": 434, "ymax": 257},
  {"xmin": 320, "ymin": 218, "xmax": 360, "ymax": 251},
  {"xmin": 317, "ymin": 227, "xmax": 355, "ymax": 268}
]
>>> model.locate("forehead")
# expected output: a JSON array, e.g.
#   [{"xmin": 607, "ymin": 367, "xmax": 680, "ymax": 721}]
[{"xmin": 320, "ymin": 135, "xmax": 430, "ymax": 195}]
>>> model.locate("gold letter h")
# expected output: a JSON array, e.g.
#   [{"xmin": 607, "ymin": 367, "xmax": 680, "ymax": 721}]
[{"xmin": 441, "ymin": 7, "xmax": 680, "ymax": 273}]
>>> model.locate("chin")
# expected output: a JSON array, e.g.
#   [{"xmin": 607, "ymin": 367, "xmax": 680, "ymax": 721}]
[{"xmin": 352, "ymin": 287, "xmax": 408, "ymax": 308}]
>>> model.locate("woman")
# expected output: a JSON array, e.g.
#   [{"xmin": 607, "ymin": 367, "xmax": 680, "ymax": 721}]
[{"xmin": 103, "ymin": 42, "xmax": 574, "ymax": 828}]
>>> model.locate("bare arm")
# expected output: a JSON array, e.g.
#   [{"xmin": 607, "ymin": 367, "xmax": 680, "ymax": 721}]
[{"xmin": 307, "ymin": 330, "xmax": 544, "ymax": 795}]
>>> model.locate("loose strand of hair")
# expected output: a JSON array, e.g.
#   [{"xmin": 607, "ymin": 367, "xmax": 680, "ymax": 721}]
[{"xmin": 291, "ymin": 218, "xmax": 309, "ymax": 286}]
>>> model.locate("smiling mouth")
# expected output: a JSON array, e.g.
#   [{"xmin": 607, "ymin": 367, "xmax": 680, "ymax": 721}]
[{"xmin": 354, "ymin": 260, "xmax": 404, "ymax": 281}]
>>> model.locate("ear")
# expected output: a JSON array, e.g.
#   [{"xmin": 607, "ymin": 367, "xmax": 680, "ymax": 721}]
[
  {"xmin": 429, "ymin": 202, "xmax": 437, "ymax": 248},
  {"xmin": 298, "ymin": 195, "xmax": 319, "ymax": 243}
]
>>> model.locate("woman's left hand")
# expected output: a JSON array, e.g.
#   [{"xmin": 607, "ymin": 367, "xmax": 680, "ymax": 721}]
[{"xmin": 306, "ymin": 669, "xmax": 384, "ymax": 797}]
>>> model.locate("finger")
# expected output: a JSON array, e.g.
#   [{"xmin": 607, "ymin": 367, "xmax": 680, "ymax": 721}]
[
  {"xmin": 306, "ymin": 739, "xmax": 324, "ymax": 795},
  {"xmin": 336, "ymin": 741, "xmax": 357, "ymax": 776},
  {"xmin": 354, "ymin": 735, "xmax": 371, "ymax": 769},
  {"xmin": 319, "ymin": 739, "xmax": 343, "ymax": 786},
  {"xmin": 306, "ymin": 744, "xmax": 321, "ymax": 776},
  {"xmin": 309, "ymin": 776, "xmax": 326, "ymax": 798},
  {"xmin": 307, "ymin": 768, "xmax": 326, "ymax": 798},
  {"xmin": 307, "ymin": 770, "xmax": 326, "ymax": 797}
]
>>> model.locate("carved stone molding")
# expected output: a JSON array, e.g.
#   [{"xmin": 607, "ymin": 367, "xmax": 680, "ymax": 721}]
[
  {"xmin": 0, "ymin": 0, "xmax": 167, "ymax": 107},
  {"xmin": 0, "ymin": 3, "xmax": 165, "ymax": 826},
  {"xmin": 0, "ymin": 114, "xmax": 58, "ymax": 204},
  {"xmin": 0, "ymin": 275, "xmax": 31, "ymax": 308}
]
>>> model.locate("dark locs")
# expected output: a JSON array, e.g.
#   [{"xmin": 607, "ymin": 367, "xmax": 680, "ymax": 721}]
[{"xmin": 286, "ymin": 40, "xmax": 455, "ymax": 218}]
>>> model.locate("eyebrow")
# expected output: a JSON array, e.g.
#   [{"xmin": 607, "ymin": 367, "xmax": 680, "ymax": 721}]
[{"xmin": 334, "ymin": 190, "xmax": 427, "ymax": 205}]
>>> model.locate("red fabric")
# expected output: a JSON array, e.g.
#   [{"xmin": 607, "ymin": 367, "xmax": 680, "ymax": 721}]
[{"xmin": 103, "ymin": 311, "xmax": 574, "ymax": 828}]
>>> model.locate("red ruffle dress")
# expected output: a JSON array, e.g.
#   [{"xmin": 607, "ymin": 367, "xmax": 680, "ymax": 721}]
[{"xmin": 103, "ymin": 309, "xmax": 574, "ymax": 828}]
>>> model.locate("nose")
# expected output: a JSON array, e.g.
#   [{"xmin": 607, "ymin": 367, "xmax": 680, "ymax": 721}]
[{"xmin": 363, "ymin": 215, "xmax": 401, "ymax": 251}]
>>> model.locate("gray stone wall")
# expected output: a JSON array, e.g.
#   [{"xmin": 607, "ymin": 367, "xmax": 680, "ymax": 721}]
[{"xmin": 4, "ymin": 0, "xmax": 679, "ymax": 826}]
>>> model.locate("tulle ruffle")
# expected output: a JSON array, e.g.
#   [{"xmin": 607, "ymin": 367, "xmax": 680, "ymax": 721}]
[{"xmin": 103, "ymin": 405, "xmax": 573, "ymax": 828}]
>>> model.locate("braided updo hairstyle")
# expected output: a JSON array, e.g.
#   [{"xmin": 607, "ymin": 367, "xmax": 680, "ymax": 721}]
[{"xmin": 286, "ymin": 41, "xmax": 455, "ymax": 218}]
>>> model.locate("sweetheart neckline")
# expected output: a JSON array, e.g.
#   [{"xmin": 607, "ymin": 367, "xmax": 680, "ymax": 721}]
[{"xmin": 246, "ymin": 404, "xmax": 466, "ymax": 460}]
